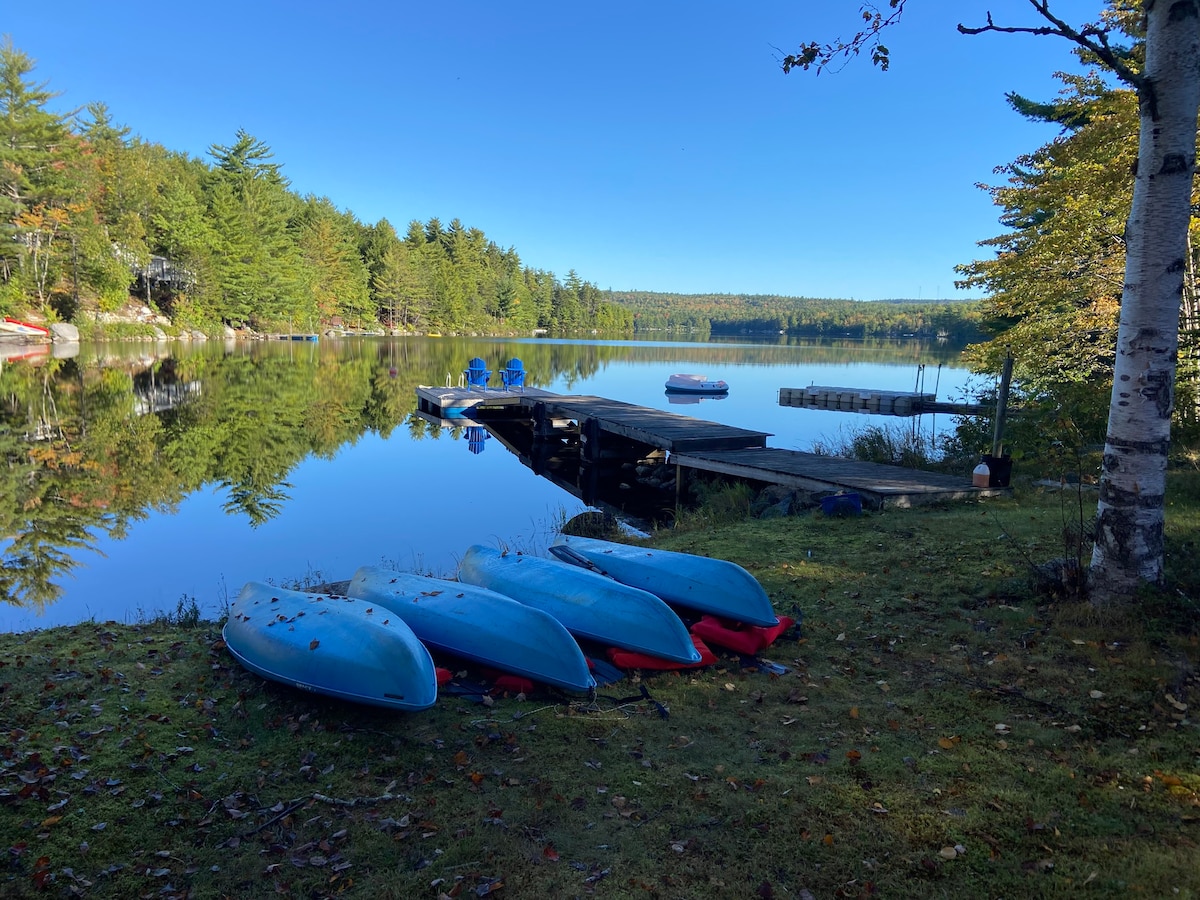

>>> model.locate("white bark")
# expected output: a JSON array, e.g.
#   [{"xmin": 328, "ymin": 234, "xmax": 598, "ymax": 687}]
[{"xmin": 1090, "ymin": 0, "xmax": 1200, "ymax": 603}]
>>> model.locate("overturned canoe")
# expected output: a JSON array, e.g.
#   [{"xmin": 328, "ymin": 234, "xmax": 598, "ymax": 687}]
[
  {"xmin": 549, "ymin": 535, "xmax": 779, "ymax": 627},
  {"xmin": 223, "ymin": 582, "xmax": 438, "ymax": 711},
  {"xmin": 347, "ymin": 565, "xmax": 595, "ymax": 693},
  {"xmin": 458, "ymin": 545, "xmax": 701, "ymax": 665}
]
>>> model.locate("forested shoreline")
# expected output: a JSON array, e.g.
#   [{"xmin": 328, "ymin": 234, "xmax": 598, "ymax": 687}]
[
  {"xmin": 0, "ymin": 39, "xmax": 632, "ymax": 336},
  {"xmin": 605, "ymin": 291, "xmax": 985, "ymax": 341},
  {"xmin": 1, "ymin": 38, "xmax": 985, "ymax": 343}
]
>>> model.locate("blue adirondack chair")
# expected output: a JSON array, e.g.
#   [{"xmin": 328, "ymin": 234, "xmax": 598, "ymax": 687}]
[
  {"xmin": 500, "ymin": 357, "xmax": 525, "ymax": 393},
  {"xmin": 463, "ymin": 357, "xmax": 491, "ymax": 391}
]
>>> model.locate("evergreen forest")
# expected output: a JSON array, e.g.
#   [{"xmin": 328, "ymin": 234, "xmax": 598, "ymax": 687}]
[
  {"xmin": 0, "ymin": 39, "xmax": 631, "ymax": 336},
  {"xmin": 604, "ymin": 291, "xmax": 985, "ymax": 341},
  {"xmin": 1, "ymin": 37, "xmax": 982, "ymax": 342}
]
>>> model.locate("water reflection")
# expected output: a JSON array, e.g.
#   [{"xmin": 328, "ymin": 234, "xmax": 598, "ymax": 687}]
[
  {"xmin": 465, "ymin": 425, "xmax": 489, "ymax": 455},
  {"xmin": 665, "ymin": 391, "xmax": 729, "ymax": 405},
  {"xmin": 0, "ymin": 334, "xmax": 970, "ymax": 621}
]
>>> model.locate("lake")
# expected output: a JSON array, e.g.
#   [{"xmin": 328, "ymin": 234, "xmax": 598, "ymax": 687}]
[{"xmin": 0, "ymin": 334, "xmax": 977, "ymax": 632}]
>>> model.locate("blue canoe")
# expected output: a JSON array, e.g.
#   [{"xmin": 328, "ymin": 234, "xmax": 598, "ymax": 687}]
[
  {"xmin": 457, "ymin": 545, "xmax": 701, "ymax": 664},
  {"xmin": 223, "ymin": 582, "xmax": 438, "ymax": 712},
  {"xmin": 347, "ymin": 566, "xmax": 595, "ymax": 693},
  {"xmin": 549, "ymin": 535, "xmax": 779, "ymax": 627}
]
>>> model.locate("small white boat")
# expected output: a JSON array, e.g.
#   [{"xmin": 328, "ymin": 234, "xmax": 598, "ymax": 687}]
[{"xmin": 665, "ymin": 373, "xmax": 729, "ymax": 393}]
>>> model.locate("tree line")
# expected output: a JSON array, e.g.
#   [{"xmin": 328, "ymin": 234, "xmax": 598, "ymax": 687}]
[
  {"xmin": 0, "ymin": 38, "xmax": 632, "ymax": 335},
  {"xmin": 605, "ymin": 291, "xmax": 986, "ymax": 340}
]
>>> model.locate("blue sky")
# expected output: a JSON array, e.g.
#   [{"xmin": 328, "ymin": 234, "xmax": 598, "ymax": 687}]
[{"xmin": 6, "ymin": 1, "xmax": 1104, "ymax": 300}]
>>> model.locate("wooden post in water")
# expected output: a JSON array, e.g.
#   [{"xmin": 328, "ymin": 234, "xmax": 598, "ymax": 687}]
[{"xmin": 991, "ymin": 353, "xmax": 1014, "ymax": 457}]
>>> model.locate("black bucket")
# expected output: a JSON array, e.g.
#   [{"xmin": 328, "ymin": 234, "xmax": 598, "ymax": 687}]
[{"xmin": 982, "ymin": 454, "xmax": 1012, "ymax": 488}]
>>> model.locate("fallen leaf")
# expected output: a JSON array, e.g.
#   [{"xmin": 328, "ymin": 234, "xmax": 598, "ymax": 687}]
[{"xmin": 309, "ymin": 640, "xmax": 320, "ymax": 651}]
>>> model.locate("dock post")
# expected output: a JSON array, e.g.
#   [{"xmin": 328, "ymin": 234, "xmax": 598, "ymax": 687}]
[
  {"xmin": 581, "ymin": 417, "xmax": 601, "ymax": 462},
  {"xmin": 533, "ymin": 401, "xmax": 551, "ymax": 438},
  {"xmin": 991, "ymin": 353, "xmax": 1014, "ymax": 457}
]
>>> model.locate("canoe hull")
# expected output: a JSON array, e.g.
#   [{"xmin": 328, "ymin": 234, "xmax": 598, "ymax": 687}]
[
  {"xmin": 347, "ymin": 566, "xmax": 595, "ymax": 692},
  {"xmin": 1, "ymin": 317, "xmax": 50, "ymax": 336},
  {"xmin": 457, "ymin": 545, "xmax": 701, "ymax": 664},
  {"xmin": 549, "ymin": 535, "xmax": 779, "ymax": 627},
  {"xmin": 223, "ymin": 582, "xmax": 438, "ymax": 711}
]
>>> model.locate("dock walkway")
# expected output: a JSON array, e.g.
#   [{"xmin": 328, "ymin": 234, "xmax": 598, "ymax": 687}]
[
  {"xmin": 528, "ymin": 395, "xmax": 770, "ymax": 454},
  {"xmin": 415, "ymin": 385, "xmax": 1006, "ymax": 508},
  {"xmin": 673, "ymin": 448, "xmax": 997, "ymax": 508}
]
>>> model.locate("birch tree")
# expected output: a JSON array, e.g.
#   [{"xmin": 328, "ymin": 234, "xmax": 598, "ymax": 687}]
[{"xmin": 785, "ymin": 1, "xmax": 1200, "ymax": 605}]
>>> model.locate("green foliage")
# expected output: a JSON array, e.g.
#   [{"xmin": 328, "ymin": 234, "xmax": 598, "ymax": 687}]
[
  {"xmin": 609, "ymin": 290, "xmax": 984, "ymax": 340},
  {"xmin": 956, "ymin": 12, "xmax": 1200, "ymax": 441},
  {"xmin": 812, "ymin": 422, "xmax": 941, "ymax": 469},
  {"xmin": 956, "ymin": 72, "xmax": 1135, "ymax": 415},
  {"xmin": 0, "ymin": 37, "xmax": 78, "ymax": 309},
  {"xmin": 0, "ymin": 43, "xmax": 632, "ymax": 336},
  {"xmin": 679, "ymin": 478, "xmax": 756, "ymax": 526}
]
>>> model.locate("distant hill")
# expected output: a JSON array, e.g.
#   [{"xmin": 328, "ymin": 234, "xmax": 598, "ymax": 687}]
[{"xmin": 602, "ymin": 291, "xmax": 985, "ymax": 341}]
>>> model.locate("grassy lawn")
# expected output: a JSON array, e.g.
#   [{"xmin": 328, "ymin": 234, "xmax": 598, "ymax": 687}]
[{"xmin": 1, "ymin": 480, "xmax": 1197, "ymax": 898}]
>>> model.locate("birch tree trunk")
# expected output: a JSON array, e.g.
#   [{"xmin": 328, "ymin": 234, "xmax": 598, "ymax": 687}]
[{"xmin": 1089, "ymin": 0, "xmax": 1200, "ymax": 604}]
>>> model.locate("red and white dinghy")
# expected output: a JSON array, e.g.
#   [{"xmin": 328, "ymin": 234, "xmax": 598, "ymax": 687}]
[
  {"xmin": 665, "ymin": 373, "xmax": 728, "ymax": 393},
  {"xmin": 0, "ymin": 317, "xmax": 50, "ymax": 337}
]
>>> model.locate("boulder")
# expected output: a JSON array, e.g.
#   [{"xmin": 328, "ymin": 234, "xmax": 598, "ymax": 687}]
[{"xmin": 50, "ymin": 322, "xmax": 79, "ymax": 343}]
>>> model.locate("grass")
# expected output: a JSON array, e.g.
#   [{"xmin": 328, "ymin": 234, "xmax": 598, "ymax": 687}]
[{"xmin": 1, "ymin": 482, "xmax": 1197, "ymax": 898}]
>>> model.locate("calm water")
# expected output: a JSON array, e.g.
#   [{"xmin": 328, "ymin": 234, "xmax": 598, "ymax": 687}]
[{"xmin": 0, "ymin": 335, "xmax": 975, "ymax": 632}]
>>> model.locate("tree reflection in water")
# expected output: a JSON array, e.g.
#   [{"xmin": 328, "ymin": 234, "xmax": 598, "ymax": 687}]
[{"xmin": 0, "ymin": 334, "xmax": 968, "ymax": 615}]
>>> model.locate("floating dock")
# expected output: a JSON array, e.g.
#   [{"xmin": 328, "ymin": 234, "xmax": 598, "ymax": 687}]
[
  {"xmin": 779, "ymin": 386, "xmax": 994, "ymax": 417},
  {"xmin": 416, "ymin": 385, "xmax": 1007, "ymax": 508}
]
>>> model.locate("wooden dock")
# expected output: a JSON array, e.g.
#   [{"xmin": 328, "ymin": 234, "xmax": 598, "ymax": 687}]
[
  {"xmin": 526, "ymin": 395, "xmax": 770, "ymax": 457},
  {"xmin": 671, "ymin": 447, "xmax": 1004, "ymax": 509},
  {"xmin": 415, "ymin": 384, "xmax": 557, "ymax": 420},
  {"xmin": 416, "ymin": 385, "xmax": 1005, "ymax": 508}
]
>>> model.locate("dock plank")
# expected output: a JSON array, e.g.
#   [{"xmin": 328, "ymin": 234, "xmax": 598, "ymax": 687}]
[
  {"xmin": 528, "ymin": 395, "xmax": 771, "ymax": 453},
  {"xmin": 672, "ymin": 447, "xmax": 1004, "ymax": 509}
]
